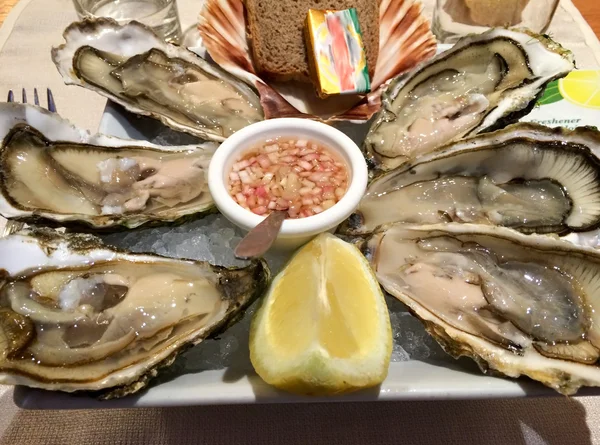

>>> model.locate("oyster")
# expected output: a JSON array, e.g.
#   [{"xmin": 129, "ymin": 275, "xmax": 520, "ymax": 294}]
[
  {"xmin": 52, "ymin": 18, "xmax": 264, "ymax": 142},
  {"xmin": 0, "ymin": 103, "xmax": 218, "ymax": 230},
  {"xmin": 364, "ymin": 28, "xmax": 575, "ymax": 171},
  {"xmin": 342, "ymin": 123, "xmax": 600, "ymax": 235},
  {"xmin": 364, "ymin": 223, "xmax": 600, "ymax": 395},
  {"xmin": 0, "ymin": 229, "xmax": 269, "ymax": 398},
  {"xmin": 0, "ymin": 102, "xmax": 88, "ymax": 143}
]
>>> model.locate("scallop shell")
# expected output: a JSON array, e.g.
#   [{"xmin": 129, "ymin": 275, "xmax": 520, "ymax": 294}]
[{"xmin": 197, "ymin": 0, "xmax": 437, "ymax": 122}]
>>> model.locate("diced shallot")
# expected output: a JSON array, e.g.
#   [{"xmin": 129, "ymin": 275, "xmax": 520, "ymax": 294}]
[
  {"xmin": 227, "ymin": 137, "xmax": 349, "ymax": 219},
  {"xmin": 298, "ymin": 160, "xmax": 313, "ymax": 171},
  {"xmin": 238, "ymin": 170, "xmax": 252, "ymax": 184},
  {"xmin": 323, "ymin": 187, "xmax": 335, "ymax": 200},
  {"xmin": 256, "ymin": 186, "xmax": 269, "ymax": 198},
  {"xmin": 299, "ymin": 148, "xmax": 316, "ymax": 156},
  {"xmin": 322, "ymin": 199, "xmax": 336, "ymax": 210},
  {"xmin": 257, "ymin": 155, "xmax": 271, "ymax": 169},
  {"xmin": 252, "ymin": 206, "xmax": 268, "ymax": 215},
  {"xmin": 262, "ymin": 172, "xmax": 274, "ymax": 184},
  {"xmin": 232, "ymin": 159, "xmax": 250, "ymax": 172}
]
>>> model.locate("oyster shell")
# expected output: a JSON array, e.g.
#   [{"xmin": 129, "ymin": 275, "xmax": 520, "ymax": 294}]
[
  {"xmin": 364, "ymin": 223, "xmax": 600, "ymax": 395},
  {"xmin": 0, "ymin": 102, "xmax": 88, "ymax": 143},
  {"xmin": 364, "ymin": 28, "xmax": 575, "ymax": 171},
  {"xmin": 198, "ymin": 0, "xmax": 437, "ymax": 122},
  {"xmin": 342, "ymin": 123, "xmax": 600, "ymax": 236},
  {"xmin": 52, "ymin": 18, "xmax": 264, "ymax": 142},
  {"xmin": 0, "ymin": 103, "xmax": 218, "ymax": 230},
  {"xmin": 0, "ymin": 229, "xmax": 270, "ymax": 398}
]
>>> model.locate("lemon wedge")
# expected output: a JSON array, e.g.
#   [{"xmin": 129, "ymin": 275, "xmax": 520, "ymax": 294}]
[
  {"xmin": 559, "ymin": 70, "xmax": 600, "ymax": 109},
  {"xmin": 249, "ymin": 233, "xmax": 392, "ymax": 396}
]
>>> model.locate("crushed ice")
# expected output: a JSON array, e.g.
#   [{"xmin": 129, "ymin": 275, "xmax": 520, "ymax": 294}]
[{"xmin": 103, "ymin": 213, "xmax": 289, "ymax": 272}]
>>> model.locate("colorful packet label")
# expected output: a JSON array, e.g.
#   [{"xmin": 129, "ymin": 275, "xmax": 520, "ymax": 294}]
[
  {"xmin": 521, "ymin": 70, "xmax": 600, "ymax": 129},
  {"xmin": 305, "ymin": 8, "xmax": 371, "ymax": 98}
]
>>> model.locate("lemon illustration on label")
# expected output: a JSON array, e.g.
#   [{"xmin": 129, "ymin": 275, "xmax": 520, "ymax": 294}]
[{"xmin": 559, "ymin": 70, "xmax": 600, "ymax": 109}]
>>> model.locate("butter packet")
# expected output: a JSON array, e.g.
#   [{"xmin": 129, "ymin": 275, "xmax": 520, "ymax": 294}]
[
  {"xmin": 305, "ymin": 8, "xmax": 371, "ymax": 99},
  {"xmin": 521, "ymin": 70, "xmax": 600, "ymax": 129}
]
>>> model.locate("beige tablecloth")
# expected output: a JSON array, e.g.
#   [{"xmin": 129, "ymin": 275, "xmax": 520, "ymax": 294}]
[{"xmin": 2, "ymin": 1, "xmax": 600, "ymax": 444}]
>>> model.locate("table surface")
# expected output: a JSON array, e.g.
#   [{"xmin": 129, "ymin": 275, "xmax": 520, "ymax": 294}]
[
  {"xmin": 0, "ymin": 0, "xmax": 598, "ymax": 34},
  {"xmin": 573, "ymin": 0, "xmax": 600, "ymax": 36}
]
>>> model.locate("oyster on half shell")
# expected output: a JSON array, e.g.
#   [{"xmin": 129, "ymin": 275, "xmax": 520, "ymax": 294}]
[
  {"xmin": 364, "ymin": 28, "xmax": 575, "ymax": 171},
  {"xmin": 52, "ymin": 18, "xmax": 264, "ymax": 142},
  {"xmin": 0, "ymin": 229, "xmax": 270, "ymax": 398},
  {"xmin": 0, "ymin": 104, "xmax": 218, "ymax": 230},
  {"xmin": 364, "ymin": 223, "xmax": 600, "ymax": 395},
  {"xmin": 341, "ymin": 123, "xmax": 600, "ymax": 236}
]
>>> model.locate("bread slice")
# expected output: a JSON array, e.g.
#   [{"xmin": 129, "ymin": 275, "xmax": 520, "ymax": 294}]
[{"xmin": 245, "ymin": 0, "xmax": 380, "ymax": 83}]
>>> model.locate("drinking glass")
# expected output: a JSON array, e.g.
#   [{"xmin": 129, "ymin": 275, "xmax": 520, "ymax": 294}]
[
  {"xmin": 432, "ymin": 0, "xmax": 560, "ymax": 43},
  {"xmin": 72, "ymin": 0, "xmax": 183, "ymax": 44}
]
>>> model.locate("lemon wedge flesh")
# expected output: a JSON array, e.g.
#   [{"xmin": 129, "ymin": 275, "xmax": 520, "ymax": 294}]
[{"xmin": 249, "ymin": 233, "xmax": 392, "ymax": 396}]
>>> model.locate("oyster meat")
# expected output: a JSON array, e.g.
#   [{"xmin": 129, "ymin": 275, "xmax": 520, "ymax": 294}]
[
  {"xmin": 364, "ymin": 28, "xmax": 575, "ymax": 170},
  {"xmin": 365, "ymin": 223, "xmax": 600, "ymax": 395},
  {"xmin": 342, "ymin": 124, "xmax": 600, "ymax": 235},
  {"xmin": 0, "ymin": 229, "xmax": 269, "ymax": 398},
  {"xmin": 0, "ymin": 104, "xmax": 218, "ymax": 229},
  {"xmin": 52, "ymin": 18, "xmax": 264, "ymax": 142}
]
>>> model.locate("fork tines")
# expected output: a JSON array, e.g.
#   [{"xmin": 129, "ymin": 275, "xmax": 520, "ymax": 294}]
[{"xmin": 7, "ymin": 87, "xmax": 57, "ymax": 113}]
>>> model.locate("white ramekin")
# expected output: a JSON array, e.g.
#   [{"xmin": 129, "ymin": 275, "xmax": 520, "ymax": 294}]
[{"xmin": 208, "ymin": 118, "xmax": 368, "ymax": 251}]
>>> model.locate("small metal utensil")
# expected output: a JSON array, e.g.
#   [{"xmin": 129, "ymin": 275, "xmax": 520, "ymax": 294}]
[{"xmin": 234, "ymin": 210, "xmax": 287, "ymax": 259}]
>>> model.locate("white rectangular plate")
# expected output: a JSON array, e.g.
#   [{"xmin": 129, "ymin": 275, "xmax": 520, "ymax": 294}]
[{"xmin": 14, "ymin": 99, "xmax": 600, "ymax": 410}]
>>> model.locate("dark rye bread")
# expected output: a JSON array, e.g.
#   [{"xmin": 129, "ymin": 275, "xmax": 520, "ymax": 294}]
[{"xmin": 245, "ymin": 0, "xmax": 380, "ymax": 83}]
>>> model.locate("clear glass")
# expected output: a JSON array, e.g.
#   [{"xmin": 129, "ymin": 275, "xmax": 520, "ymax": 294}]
[
  {"xmin": 432, "ymin": 0, "xmax": 560, "ymax": 43},
  {"xmin": 72, "ymin": 0, "xmax": 182, "ymax": 44},
  {"xmin": 181, "ymin": 24, "xmax": 203, "ymax": 48}
]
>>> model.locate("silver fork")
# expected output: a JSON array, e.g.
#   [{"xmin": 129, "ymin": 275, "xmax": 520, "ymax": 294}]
[{"xmin": 1, "ymin": 88, "xmax": 57, "ymax": 237}]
